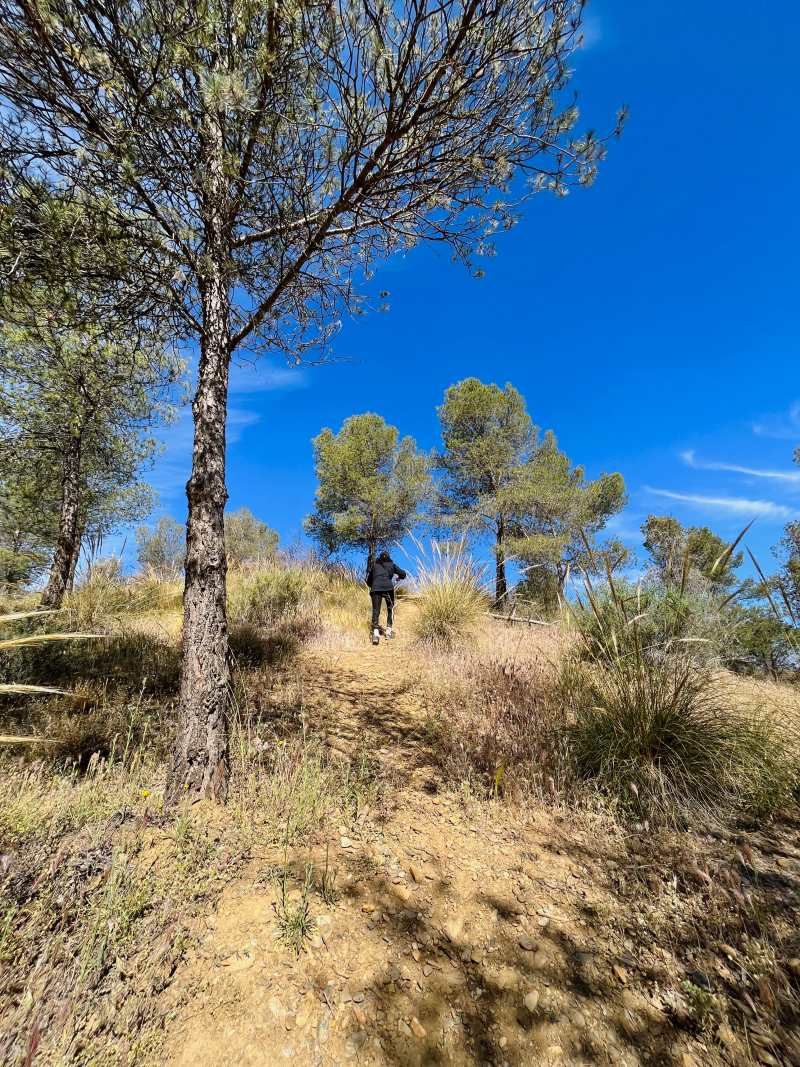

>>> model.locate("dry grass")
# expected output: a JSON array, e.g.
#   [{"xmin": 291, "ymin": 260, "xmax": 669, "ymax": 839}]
[{"xmin": 410, "ymin": 538, "xmax": 490, "ymax": 648}]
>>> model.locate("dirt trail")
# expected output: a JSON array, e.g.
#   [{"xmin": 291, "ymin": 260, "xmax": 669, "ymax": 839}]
[{"xmin": 158, "ymin": 628, "xmax": 788, "ymax": 1067}]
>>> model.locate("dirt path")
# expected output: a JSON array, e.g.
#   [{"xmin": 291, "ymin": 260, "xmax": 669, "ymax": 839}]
[{"xmin": 157, "ymin": 630, "xmax": 794, "ymax": 1067}]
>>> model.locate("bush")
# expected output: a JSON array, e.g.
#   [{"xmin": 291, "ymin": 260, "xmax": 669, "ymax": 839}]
[
  {"xmin": 412, "ymin": 540, "xmax": 489, "ymax": 647},
  {"xmin": 0, "ymin": 628, "xmax": 181, "ymax": 695},
  {"xmin": 228, "ymin": 563, "xmax": 318, "ymax": 629},
  {"xmin": 575, "ymin": 576, "xmax": 732, "ymax": 667},
  {"xmin": 569, "ymin": 632, "xmax": 799, "ymax": 825}
]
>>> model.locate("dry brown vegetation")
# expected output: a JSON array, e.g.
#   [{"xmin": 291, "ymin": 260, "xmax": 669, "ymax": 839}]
[{"xmin": 1, "ymin": 559, "xmax": 799, "ymax": 1066}]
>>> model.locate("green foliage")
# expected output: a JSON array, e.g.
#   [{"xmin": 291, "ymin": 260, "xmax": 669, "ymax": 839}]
[
  {"xmin": 568, "ymin": 576, "xmax": 799, "ymax": 825},
  {"xmin": 726, "ymin": 604, "xmax": 797, "ymax": 676},
  {"xmin": 273, "ymin": 861, "xmax": 315, "ymax": 958},
  {"xmin": 228, "ymin": 564, "xmax": 316, "ymax": 629},
  {"xmin": 225, "ymin": 507, "xmax": 279, "ymax": 567},
  {"xmin": 642, "ymin": 515, "xmax": 743, "ymax": 589},
  {"xmin": 435, "ymin": 378, "xmax": 535, "ymax": 602},
  {"xmin": 777, "ymin": 519, "xmax": 800, "ymax": 621},
  {"xmin": 412, "ymin": 539, "xmax": 489, "ymax": 647},
  {"xmin": 0, "ymin": 293, "xmax": 180, "ymax": 602},
  {"xmin": 305, "ymin": 414, "xmax": 430, "ymax": 563},
  {"xmin": 508, "ymin": 432, "xmax": 627, "ymax": 599},
  {"xmin": 136, "ymin": 516, "xmax": 185, "ymax": 578},
  {"xmin": 575, "ymin": 577, "xmax": 732, "ymax": 666}
]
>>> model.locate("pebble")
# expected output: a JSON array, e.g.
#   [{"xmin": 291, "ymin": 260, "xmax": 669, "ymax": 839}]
[
  {"xmin": 340, "ymin": 837, "xmax": 352, "ymax": 848},
  {"xmin": 518, "ymin": 936, "xmax": 538, "ymax": 952},
  {"xmin": 345, "ymin": 1032, "xmax": 367, "ymax": 1058},
  {"xmin": 410, "ymin": 1016, "xmax": 427, "ymax": 1038},
  {"xmin": 352, "ymin": 991, "xmax": 365, "ymax": 1004},
  {"xmin": 612, "ymin": 964, "xmax": 629, "ymax": 984},
  {"xmin": 545, "ymin": 1045, "xmax": 563, "ymax": 1059},
  {"xmin": 499, "ymin": 1035, "xmax": 508, "ymax": 1049},
  {"xmin": 787, "ymin": 957, "xmax": 800, "ymax": 977},
  {"xmin": 444, "ymin": 918, "xmax": 463, "ymax": 942},
  {"xmin": 532, "ymin": 951, "xmax": 547, "ymax": 970},
  {"xmin": 523, "ymin": 991, "xmax": 540, "ymax": 1012},
  {"xmin": 398, "ymin": 1020, "xmax": 412, "ymax": 1037},
  {"xmin": 571, "ymin": 1011, "xmax": 586, "ymax": 1029}
]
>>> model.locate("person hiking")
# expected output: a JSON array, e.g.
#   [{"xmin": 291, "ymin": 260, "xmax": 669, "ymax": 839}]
[{"xmin": 366, "ymin": 550, "xmax": 406, "ymax": 645}]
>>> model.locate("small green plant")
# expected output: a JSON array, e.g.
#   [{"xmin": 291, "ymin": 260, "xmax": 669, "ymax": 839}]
[
  {"xmin": 681, "ymin": 980, "xmax": 722, "ymax": 1032},
  {"xmin": 273, "ymin": 858, "xmax": 315, "ymax": 956},
  {"xmin": 80, "ymin": 849, "xmax": 152, "ymax": 982},
  {"xmin": 316, "ymin": 843, "xmax": 339, "ymax": 906}
]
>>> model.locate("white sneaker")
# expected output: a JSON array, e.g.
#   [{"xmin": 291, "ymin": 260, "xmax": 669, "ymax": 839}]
[
  {"xmin": 371, "ymin": 628, "xmax": 380, "ymax": 646},
  {"xmin": 385, "ymin": 627, "xmax": 394, "ymax": 639}
]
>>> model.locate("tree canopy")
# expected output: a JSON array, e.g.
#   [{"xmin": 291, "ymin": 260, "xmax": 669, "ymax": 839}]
[
  {"xmin": 136, "ymin": 516, "xmax": 186, "ymax": 579},
  {"xmin": 306, "ymin": 414, "xmax": 430, "ymax": 566},
  {"xmin": 641, "ymin": 515, "xmax": 743, "ymax": 590},
  {"xmin": 508, "ymin": 432, "xmax": 627, "ymax": 607},
  {"xmin": 435, "ymin": 378, "xmax": 536, "ymax": 604},
  {"xmin": 0, "ymin": 312, "xmax": 178, "ymax": 606},
  {"xmin": 225, "ymin": 507, "xmax": 279, "ymax": 567}
]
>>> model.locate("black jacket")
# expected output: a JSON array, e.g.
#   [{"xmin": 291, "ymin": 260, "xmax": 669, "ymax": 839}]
[{"xmin": 366, "ymin": 556, "xmax": 406, "ymax": 593}]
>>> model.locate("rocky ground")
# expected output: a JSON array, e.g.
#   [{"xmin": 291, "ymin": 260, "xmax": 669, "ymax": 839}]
[{"xmin": 156, "ymin": 633, "xmax": 800, "ymax": 1066}]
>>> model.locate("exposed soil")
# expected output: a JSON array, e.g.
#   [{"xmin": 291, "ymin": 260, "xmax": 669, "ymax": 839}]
[{"xmin": 157, "ymin": 626, "xmax": 800, "ymax": 1066}]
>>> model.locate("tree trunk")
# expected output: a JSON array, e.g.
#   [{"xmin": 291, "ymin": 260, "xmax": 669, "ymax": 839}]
[
  {"xmin": 367, "ymin": 542, "xmax": 376, "ymax": 574},
  {"xmin": 494, "ymin": 517, "xmax": 507, "ymax": 608},
  {"xmin": 40, "ymin": 436, "xmax": 82, "ymax": 609},
  {"xmin": 166, "ymin": 270, "xmax": 231, "ymax": 805},
  {"xmin": 66, "ymin": 528, "xmax": 82, "ymax": 591},
  {"xmin": 166, "ymin": 106, "xmax": 232, "ymax": 805}
]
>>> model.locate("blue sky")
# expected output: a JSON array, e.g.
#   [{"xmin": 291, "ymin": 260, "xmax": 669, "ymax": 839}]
[{"xmin": 134, "ymin": 0, "xmax": 800, "ymax": 580}]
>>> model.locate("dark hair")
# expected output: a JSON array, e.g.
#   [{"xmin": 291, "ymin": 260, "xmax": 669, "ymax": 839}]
[{"xmin": 377, "ymin": 550, "xmax": 391, "ymax": 563}]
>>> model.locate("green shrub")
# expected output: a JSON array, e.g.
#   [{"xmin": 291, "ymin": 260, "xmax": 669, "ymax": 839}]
[
  {"xmin": 575, "ymin": 577, "xmax": 731, "ymax": 666},
  {"xmin": 568, "ymin": 653, "xmax": 798, "ymax": 824},
  {"xmin": 229, "ymin": 564, "xmax": 318, "ymax": 629}
]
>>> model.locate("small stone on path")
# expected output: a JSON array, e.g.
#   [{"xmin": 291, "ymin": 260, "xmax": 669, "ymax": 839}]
[
  {"xmin": 410, "ymin": 1016, "xmax": 427, "ymax": 1038},
  {"xmin": 523, "ymin": 991, "xmax": 540, "ymax": 1012},
  {"xmin": 518, "ymin": 936, "xmax": 538, "ymax": 951}
]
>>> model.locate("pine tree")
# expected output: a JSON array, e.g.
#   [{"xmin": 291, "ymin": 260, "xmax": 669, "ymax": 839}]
[
  {"xmin": 435, "ymin": 378, "xmax": 535, "ymax": 605},
  {"xmin": 1, "ymin": 0, "xmax": 618, "ymax": 801},
  {"xmin": 306, "ymin": 414, "xmax": 429, "ymax": 567}
]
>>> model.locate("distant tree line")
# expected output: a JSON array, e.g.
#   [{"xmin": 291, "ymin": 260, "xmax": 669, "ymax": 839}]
[{"xmin": 304, "ymin": 376, "xmax": 628, "ymax": 608}]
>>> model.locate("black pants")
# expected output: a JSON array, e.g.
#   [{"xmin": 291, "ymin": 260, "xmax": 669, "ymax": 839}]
[{"xmin": 370, "ymin": 590, "xmax": 395, "ymax": 629}]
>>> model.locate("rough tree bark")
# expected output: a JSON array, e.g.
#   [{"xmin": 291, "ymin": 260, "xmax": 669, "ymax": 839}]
[
  {"xmin": 166, "ymin": 268, "xmax": 231, "ymax": 804},
  {"xmin": 494, "ymin": 517, "xmax": 507, "ymax": 608},
  {"xmin": 40, "ymin": 435, "xmax": 82, "ymax": 609},
  {"xmin": 166, "ymin": 108, "xmax": 232, "ymax": 805}
]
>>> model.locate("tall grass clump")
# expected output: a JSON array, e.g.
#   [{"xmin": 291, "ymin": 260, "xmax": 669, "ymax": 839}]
[
  {"xmin": 228, "ymin": 561, "xmax": 320, "ymax": 630},
  {"xmin": 568, "ymin": 552, "xmax": 799, "ymax": 825},
  {"xmin": 412, "ymin": 539, "xmax": 489, "ymax": 648}
]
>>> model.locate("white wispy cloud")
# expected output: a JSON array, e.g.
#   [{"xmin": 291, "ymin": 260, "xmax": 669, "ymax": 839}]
[
  {"xmin": 752, "ymin": 401, "xmax": 800, "ymax": 440},
  {"xmin": 229, "ymin": 360, "xmax": 309, "ymax": 394},
  {"xmin": 645, "ymin": 486, "xmax": 794, "ymax": 519},
  {"xmin": 146, "ymin": 406, "xmax": 260, "ymax": 505},
  {"xmin": 680, "ymin": 449, "xmax": 800, "ymax": 483}
]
